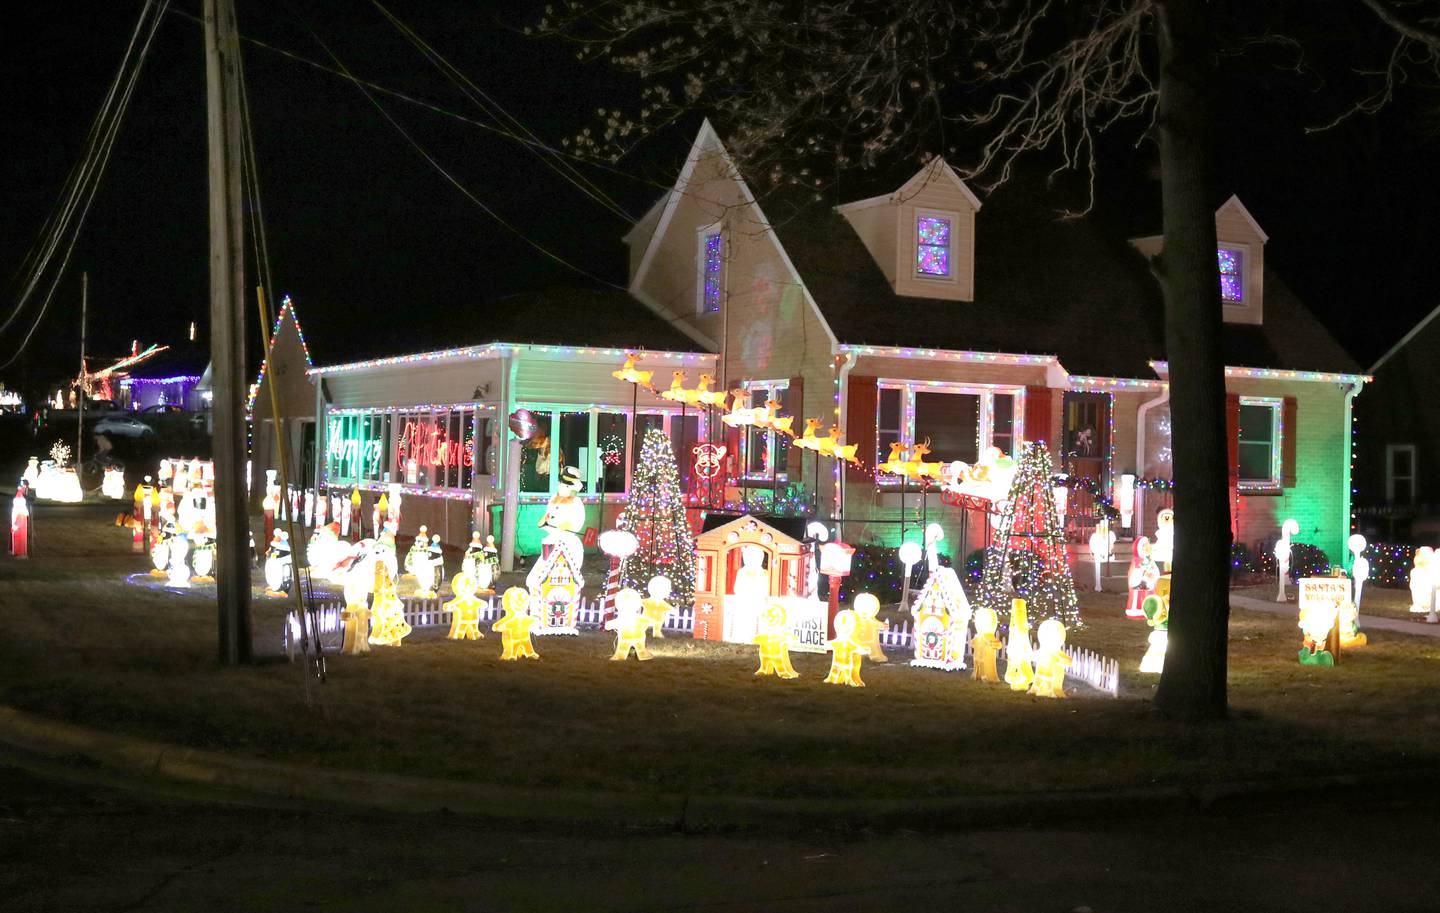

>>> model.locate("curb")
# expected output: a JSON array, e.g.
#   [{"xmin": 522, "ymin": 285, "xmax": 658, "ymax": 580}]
[
  {"xmin": 3, "ymin": 704, "xmax": 1438, "ymax": 834},
  {"xmin": 1230, "ymin": 593, "xmax": 1440, "ymax": 637}
]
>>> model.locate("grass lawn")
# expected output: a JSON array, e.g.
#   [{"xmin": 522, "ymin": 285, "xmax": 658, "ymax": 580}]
[{"xmin": 4, "ymin": 510, "xmax": 1440, "ymax": 801}]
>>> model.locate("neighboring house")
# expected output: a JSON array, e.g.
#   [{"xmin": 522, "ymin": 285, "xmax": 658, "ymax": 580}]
[
  {"xmin": 115, "ymin": 346, "xmax": 209, "ymax": 411},
  {"xmin": 248, "ymin": 296, "xmax": 318, "ymax": 507},
  {"xmin": 1353, "ymin": 303, "xmax": 1440, "ymax": 543},
  {"xmin": 307, "ymin": 287, "xmax": 713, "ymax": 553},
  {"xmin": 622, "ymin": 121, "xmax": 1364, "ymax": 562}
]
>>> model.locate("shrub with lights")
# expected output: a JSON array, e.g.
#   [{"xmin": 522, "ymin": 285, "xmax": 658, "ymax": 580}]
[
  {"xmin": 615, "ymin": 428, "xmax": 697, "ymax": 608},
  {"xmin": 837, "ymin": 545, "xmax": 952, "ymax": 604}
]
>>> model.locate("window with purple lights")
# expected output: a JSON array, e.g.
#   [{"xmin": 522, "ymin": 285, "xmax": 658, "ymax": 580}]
[
  {"xmin": 699, "ymin": 229, "xmax": 723, "ymax": 313},
  {"xmin": 1219, "ymin": 248, "xmax": 1244, "ymax": 304},
  {"xmin": 915, "ymin": 214, "xmax": 951, "ymax": 277}
]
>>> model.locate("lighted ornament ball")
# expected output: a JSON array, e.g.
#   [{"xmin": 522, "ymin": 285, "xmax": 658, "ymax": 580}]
[
  {"xmin": 898, "ymin": 541, "xmax": 923, "ymax": 568},
  {"xmin": 508, "ymin": 409, "xmax": 540, "ymax": 441}
]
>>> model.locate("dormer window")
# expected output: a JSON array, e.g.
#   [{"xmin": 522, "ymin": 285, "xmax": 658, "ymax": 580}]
[
  {"xmin": 915, "ymin": 211, "xmax": 954, "ymax": 278},
  {"xmin": 1219, "ymin": 248, "xmax": 1243, "ymax": 304},
  {"xmin": 698, "ymin": 227, "xmax": 723, "ymax": 314}
]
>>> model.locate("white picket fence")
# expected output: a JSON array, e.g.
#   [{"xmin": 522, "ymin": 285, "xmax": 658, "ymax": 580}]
[{"xmin": 285, "ymin": 599, "xmax": 1119, "ymax": 697}]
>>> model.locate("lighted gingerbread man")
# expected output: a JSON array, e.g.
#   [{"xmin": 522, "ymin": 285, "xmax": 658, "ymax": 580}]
[
  {"xmin": 1028, "ymin": 618, "xmax": 1070, "ymax": 699},
  {"xmin": 606, "ymin": 588, "xmax": 654, "ymax": 661},
  {"xmin": 753, "ymin": 603, "xmax": 800, "ymax": 678},
  {"xmin": 970, "ymin": 606, "xmax": 1003, "ymax": 683},
  {"xmin": 823, "ymin": 609, "xmax": 869, "ymax": 687},
  {"xmin": 493, "ymin": 587, "xmax": 539, "ymax": 660},
  {"xmin": 851, "ymin": 593, "xmax": 889, "ymax": 664},
  {"xmin": 641, "ymin": 576, "xmax": 675, "ymax": 639},
  {"xmin": 443, "ymin": 572, "xmax": 486, "ymax": 641}
]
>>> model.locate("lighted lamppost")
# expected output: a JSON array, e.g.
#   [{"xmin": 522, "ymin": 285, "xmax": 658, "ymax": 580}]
[
  {"xmin": 818, "ymin": 538, "xmax": 856, "ymax": 637},
  {"xmin": 599, "ymin": 528, "xmax": 638, "ymax": 625},
  {"xmin": 898, "ymin": 539, "xmax": 922, "ymax": 613}
]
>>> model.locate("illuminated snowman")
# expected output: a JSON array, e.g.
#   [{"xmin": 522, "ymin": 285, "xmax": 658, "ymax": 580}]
[
  {"xmin": 166, "ymin": 533, "xmax": 191, "ymax": 589},
  {"xmin": 539, "ymin": 466, "xmax": 587, "ymax": 534},
  {"xmin": 190, "ymin": 523, "xmax": 215, "ymax": 581},
  {"xmin": 264, "ymin": 530, "xmax": 293, "ymax": 597},
  {"xmin": 101, "ymin": 467, "xmax": 126, "ymax": 500}
]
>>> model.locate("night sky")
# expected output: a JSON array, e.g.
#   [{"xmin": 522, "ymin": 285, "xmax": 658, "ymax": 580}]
[{"xmin": 3, "ymin": 1, "xmax": 1438, "ymax": 396}]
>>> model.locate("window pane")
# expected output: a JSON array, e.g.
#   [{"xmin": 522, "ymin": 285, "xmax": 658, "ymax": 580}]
[
  {"xmin": 916, "ymin": 217, "xmax": 951, "ymax": 276},
  {"xmin": 991, "ymin": 394, "xmax": 1014, "ymax": 455},
  {"xmin": 520, "ymin": 411, "xmax": 554, "ymax": 494},
  {"xmin": 703, "ymin": 232, "xmax": 722, "ymax": 313},
  {"xmin": 670, "ymin": 414, "xmax": 701, "ymax": 491},
  {"xmin": 474, "ymin": 417, "xmax": 493, "ymax": 478},
  {"xmin": 1238, "ymin": 405, "xmax": 1273, "ymax": 444},
  {"xmin": 1219, "ymin": 248, "xmax": 1243, "ymax": 303},
  {"xmin": 774, "ymin": 387, "xmax": 792, "ymax": 478},
  {"xmin": 878, "ymin": 431, "xmax": 901, "ymax": 470},
  {"xmin": 460, "ymin": 412, "xmax": 475, "ymax": 490},
  {"xmin": 916, "ymin": 391, "xmax": 979, "ymax": 464},
  {"xmin": 597, "ymin": 412, "xmax": 628, "ymax": 494},
  {"xmin": 633, "ymin": 414, "xmax": 664, "ymax": 461},
  {"xmin": 1393, "ymin": 448, "xmax": 1413, "ymax": 476},
  {"xmin": 558, "ymin": 412, "xmax": 589, "ymax": 492},
  {"xmin": 1239, "ymin": 443, "xmax": 1273, "ymax": 481},
  {"xmin": 878, "ymin": 388, "xmax": 901, "ymax": 431}
]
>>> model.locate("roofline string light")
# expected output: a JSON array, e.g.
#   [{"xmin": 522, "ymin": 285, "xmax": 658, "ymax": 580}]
[
  {"xmin": 310, "ymin": 344, "xmax": 715, "ymax": 377},
  {"xmin": 247, "ymin": 295, "xmax": 316, "ymax": 413}
]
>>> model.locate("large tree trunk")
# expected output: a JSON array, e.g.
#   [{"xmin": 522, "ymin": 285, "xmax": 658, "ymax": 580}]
[{"xmin": 1152, "ymin": 0, "xmax": 1231, "ymax": 720}]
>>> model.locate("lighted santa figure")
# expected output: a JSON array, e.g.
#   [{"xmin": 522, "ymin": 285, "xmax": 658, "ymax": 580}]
[
  {"xmin": 1152, "ymin": 508, "xmax": 1175, "ymax": 571},
  {"xmin": 1126, "ymin": 537, "xmax": 1159, "ymax": 619},
  {"xmin": 10, "ymin": 482, "xmax": 30, "ymax": 559}
]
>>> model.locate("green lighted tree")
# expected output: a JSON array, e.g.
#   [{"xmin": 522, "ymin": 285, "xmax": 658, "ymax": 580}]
[
  {"xmin": 977, "ymin": 442, "xmax": 1081, "ymax": 629},
  {"xmin": 616, "ymin": 428, "xmax": 697, "ymax": 607}
]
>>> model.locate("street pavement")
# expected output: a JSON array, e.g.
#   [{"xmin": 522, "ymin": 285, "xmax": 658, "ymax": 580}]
[{"xmin": 3, "ymin": 748, "xmax": 1438, "ymax": 912}]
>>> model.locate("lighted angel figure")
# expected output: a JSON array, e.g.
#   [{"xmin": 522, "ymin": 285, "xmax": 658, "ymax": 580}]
[
  {"xmin": 1274, "ymin": 518, "xmax": 1300, "ymax": 603},
  {"xmin": 444, "ymin": 572, "xmax": 487, "ymax": 641},
  {"xmin": 641, "ymin": 576, "xmax": 675, "ymax": 638},
  {"xmin": 493, "ymin": 587, "xmax": 539, "ymax": 660},
  {"xmin": 367, "ymin": 562, "xmax": 411, "ymax": 647},
  {"xmin": 1003, "ymin": 599, "xmax": 1035, "ymax": 692},
  {"xmin": 852, "ymin": 593, "xmax": 889, "ymax": 664},
  {"xmin": 1029, "ymin": 619, "xmax": 1070, "ymax": 699},
  {"xmin": 753, "ymin": 603, "xmax": 800, "ymax": 678},
  {"xmin": 1088, "ymin": 517, "xmax": 1116, "ymax": 592},
  {"xmin": 970, "ymin": 607, "xmax": 1003, "ymax": 684},
  {"xmin": 823, "ymin": 609, "xmax": 869, "ymax": 687},
  {"xmin": 606, "ymin": 588, "xmax": 654, "ymax": 661}
]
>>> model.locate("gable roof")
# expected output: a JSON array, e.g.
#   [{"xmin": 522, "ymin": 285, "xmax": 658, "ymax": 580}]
[
  {"xmin": 1368, "ymin": 300, "xmax": 1440, "ymax": 374},
  {"xmin": 837, "ymin": 157, "xmax": 983, "ymax": 213},
  {"xmin": 765, "ymin": 172, "xmax": 1356, "ymax": 378}
]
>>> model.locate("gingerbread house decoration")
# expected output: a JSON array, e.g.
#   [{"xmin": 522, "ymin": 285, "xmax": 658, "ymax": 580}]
[
  {"xmin": 692, "ymin": 515, "xmax": 812, "ymax": 643},
  {"xmin": 910, "ymin": 565, "xmax": 972, "ymax": 671},
  {"xmin": 526, "ymin": 533, "xmax": 585, "ymax": 635}
]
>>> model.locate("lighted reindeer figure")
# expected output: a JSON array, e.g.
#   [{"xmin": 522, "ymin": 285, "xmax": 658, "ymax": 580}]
[
  {"xmin": 757, "ymin": 400, "xmax": 795, "ymax": 437},
  {"xmin": 659, "ymin": 370, "xmax": 689, "ymax": 403},
  {"xmin": 793, "ymin": 419, "xmax": 826, "ymax": 452},
  {"xmin": 696, "ymin": 374, "xmax": 730, "ymax": 408},
  {"xmin": 827, "ymin": 427, "xmax": 859, "ymax": 464},
  {"xmin": 878, "ymin": 441, "xmax": 909, "ymax": 476},
  {"xmin": 611, "ymin": 352, "xmax": 654, "ymax": 390},
  {"xmin": 721, "ymin": 389, "xmax": 761, "ymax": 428}
]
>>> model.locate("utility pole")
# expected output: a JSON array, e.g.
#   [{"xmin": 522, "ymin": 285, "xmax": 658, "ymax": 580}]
[
  {"xmin": 205, "ymin": 0, "xmax": 252, "ymax": 664},
  {"xmin": 76, "ymin": 272, "xmax": 87, "ymax": 467}
]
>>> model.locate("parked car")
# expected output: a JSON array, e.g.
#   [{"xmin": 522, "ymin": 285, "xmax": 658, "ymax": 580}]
[
  {"xmin": 94, "ymin": 414, "xmax": 155, "ymax": 439},
  {"xmin": 141, "ymin": 404, "xmax": 185, "ymax": 415}
]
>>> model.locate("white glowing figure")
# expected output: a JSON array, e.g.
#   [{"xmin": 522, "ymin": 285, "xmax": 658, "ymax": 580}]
[
  {"xmin": 166, "ymin": 534, "xmax": 191, "ymax": 588},
  {"xmin": 303, "ymin": 490, "xmax": 315, "ymax": 528},
  {"xmin": 726, "ymin": 544, "xmax": 769, "ymax": 644},
  {"xmin": 1052, "ymin": 480, "xmax": 1069, "ymax": 528},
  {"xmin": 190, "ymin": 529, "xmax": 214, "ymax": 581},
  {"xmin": 22, "ymin": 457, "xmax": 39, "ymax": 488},
  {"xmin": 898, "ymin": 539, "xmax": 923, "ymax": 612},
  {"xmin": 10, "ymin": 486, "xmax": 30, "ymax": 559},
  {"xmin": 1274, "ymin": 518, "xmax": 1299, "ymax": 602},
  {"xmin": 1152, "ymin": 508, "xmax": 1175, "ymax": 570},
  {"xmin": 264, "ymin": 531, "xmax": 293, "ymax": 597},
  {"xmin": 641, "ymin": 575, "xmax": 674, "ymax": 637},
  {"xmin": 1409, "ymin": 546, "xmax": 1434, "ymax": 615},
  {"xmin": 1117, "ymin": 474, "xmax": 1136, "ymax": 528},
  {"xmin": 335, "ymin": 494, "xmax": 349, "ymax": 538},
  {"xmin": 101, "ymin": 467, "xmax": 126, "ymax": 500},
  {"xmin": 1348, "ymin": 533, "xmax": 1369, "ymax": 614},
  {"xmin": 315, "ymin": 492, "xmax": 328, "ymax": 528},
  {"xmin": 1088, "ymin": 517, "xmax": 1116, "ymax": 592},
  {"xmin": 34, "ymin": 461, "xmax": 83, "ymax": 503},
  {"xmin": 924, "ymin": 523, "xmax": 944, "ymax": 573},
  {"xmin": 538, "ymin": 466, "xmax": 586, "ymax": 533}
]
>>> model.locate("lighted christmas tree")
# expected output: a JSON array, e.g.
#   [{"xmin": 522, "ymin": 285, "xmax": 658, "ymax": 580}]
[
  {"xmin": 976, "ymin": 442, "xmax": 1082, "ymax": 628},
  {"xmin": 616, "ymin": 428, "xmax": 697, "ymax": 607}
]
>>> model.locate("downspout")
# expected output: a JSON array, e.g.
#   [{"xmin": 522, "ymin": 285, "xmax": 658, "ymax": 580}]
[
  {"xmin": 1134, "ymin": 384, "xmax": 1170, "ymax": 539},
  {"xmin": 312, "ymin": 375, "xmax": 328, "ymax": 496},
  {"xmin": 1341, "ymin": 377, "xmax": 1365, "ymax": 559},
  {"xmin": 834, "ymin": 348, "xmax": 858, "ymax": 529}
]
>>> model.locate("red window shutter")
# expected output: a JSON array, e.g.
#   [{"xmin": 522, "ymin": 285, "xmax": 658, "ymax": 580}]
[
  {"xmin": 1024, "ymin": 386, "xmax": 1052, "ymax": 449},
  {"xmin": 1281, "ymin": 396, "xmax": 1298, "ymax": 488},
  {"xmin": 786, "ymin": 375, "xmax": 805, "ymax": 475},
  {"xmin": 846, "ymin": 375, "xmax": 877, "ymax": 483},
  {"xmin": 1226, "ymin": 393, "xmax": 1241, "ymax": 489}
]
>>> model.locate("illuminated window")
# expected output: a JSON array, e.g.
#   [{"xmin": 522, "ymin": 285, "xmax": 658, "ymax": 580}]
[
  {"xmin": 1219, "ymin": 248, "xmax": 1243, "ymax": 304},
  {"xmin": 1386, "ymin": 444, "xmax": 1417, "ymax": 503},
  {"xmin": 699, "ymin": 228, "xmax": 723, "ymax": 314},
  {"xmin": 520, "ymin": 408, "xmax": 704, "ymax": 497},
  {"xmin": 916, "ymin": 214, "xmax": 951, "ymax": 277},
  {"xmin": 876, "ymin": 383, "xmax": 1020, "ymax": 481},
  {"xmin": 741, "ymin": 380, "xmax": 791, "ymax": 481},
  {"xmin": 1238, "ymin": 399, "xmax": 1280, "ymax": 485}
]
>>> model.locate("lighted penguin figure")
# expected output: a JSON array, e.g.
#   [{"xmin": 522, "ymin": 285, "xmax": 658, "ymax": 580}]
[
  {"xmin": 190, "ymin": 523, "xmax": 215, "ymax": 582},
  {"xmin": 822, "ymin": 609, "xmax": 869, "ymax": 687},
  {"xmin": 263, "ymin": 530, "xmax": 293, "ymax": 597},
  {"xmin": 493, "ymin": 587, "xmax": 539, "ymax": 660},
  {"xmin": 605, "ymin": 587, "xmax": 654, "ymax": 661},
  {"xmin": 462, "ymin": 531, "xmax": 485, "ymax": 581},
  {"xmin": 753, "ymin": 603, "xmax": 800, "ymax": 678},
  {"xmin": 404, "ymin": 525, "xmax": 430, "ymax": 581}
]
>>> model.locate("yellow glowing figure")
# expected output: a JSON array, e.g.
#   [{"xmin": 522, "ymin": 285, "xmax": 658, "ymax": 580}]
[
  {"xmin": 970, "ymin": 606, "xmax": 1003, "ymax": 683},
  {"xmin": 1029, "ymin": 618, "xmax": 1070, "ymax": 699},
  {"xmin": 606, "ymin": 588, "xmax": 654, "ymax": 661},
  {"xmin": 823, "ymin": 609, "xmax": 869, "ymax": 687},
  {"xmin": 367, "ymin": 562, "xmax": 412, "ymax": 647},
  {"xmin": 493, "ymin": 587, "xmax": 539, "ymax": 660},
  {"xmin": 340, "ymin": 557, "xmax": 372, "ymax": 656},
  {"xmin": 1338, "ymin": 599, "xmax": 1368, "ymax": 648},
  {"xmin": 1003, "ymin": 599, "xmax": 1034, "ymax": 691},
  {"xmin": 611, "ymin": 352, "xmax": 654, "ymax": 389},
  {"xmin": 641, "ymin": 576, "xmax": 675, "ymax": 639},
  {"xmin": 852, "ymin": 593, "xmax": 888, "ymax": 663},
  {"xmin": 753, "ymin": 603, "xmax": 800, "ymax": 678},
  {"xmin": 444, "ymin": 572, "xmax": 486, "ymax": 641}
]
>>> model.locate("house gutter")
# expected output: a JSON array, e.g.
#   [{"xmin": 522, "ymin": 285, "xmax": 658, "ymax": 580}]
[
  {"xmin": 834, "ymin": 349, "xmax": 859, "ymax": 526},
  {"xmin": 1134, "ymin": 384, "xmax": 1170, "ymax": 538}
]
